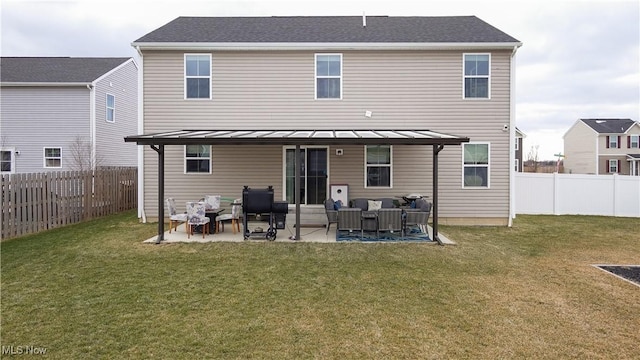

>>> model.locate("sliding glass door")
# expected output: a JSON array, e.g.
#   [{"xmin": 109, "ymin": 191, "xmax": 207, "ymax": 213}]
[{"xmin": 285, "ymin": 147, "xmax": 328, "ymax": 205}]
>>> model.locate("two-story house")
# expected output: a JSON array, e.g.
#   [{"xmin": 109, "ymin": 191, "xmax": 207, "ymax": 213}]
[
  {"xmin": 563, "ymin": 118, "xmax": 640, "ymax": 175},
  {"xmin": 1, "ymin": 57, "xmax": 138, "ymax": 173},
  {"xmin": 125, "ymin": 15, "xmax": 522, "ymax": 239}
]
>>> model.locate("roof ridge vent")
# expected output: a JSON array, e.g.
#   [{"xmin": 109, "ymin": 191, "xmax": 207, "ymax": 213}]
[{"xmin": 595, "ymin": 120, "xmax": 606, "ymax": 123}]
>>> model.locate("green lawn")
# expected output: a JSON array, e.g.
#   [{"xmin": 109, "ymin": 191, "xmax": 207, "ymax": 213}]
[{"xmin": 2, "ymin": 211, "xmax": 639, "ymax": 359}]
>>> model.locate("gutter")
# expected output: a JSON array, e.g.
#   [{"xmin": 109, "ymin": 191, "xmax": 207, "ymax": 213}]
[
  {"xmin": 508, "ymin": 44, "xmax": 520, "ymax": 227},
  {"xmin": 134, "ymin": 45, "xmax": 146, "ymax": 222},
  {"xmin": 87, "ymin": 83, "xmax": 97, "ymax": 171}
]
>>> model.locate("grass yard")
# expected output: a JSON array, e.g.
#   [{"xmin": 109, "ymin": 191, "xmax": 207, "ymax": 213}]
[{"xmin": 1, "ymin": 211, "xmax": 639, "ymax": 359}]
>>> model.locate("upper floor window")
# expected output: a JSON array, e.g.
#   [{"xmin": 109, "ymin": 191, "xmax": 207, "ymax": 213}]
[
  {"xmin": 185, "ymin": 145, "xmax": 211, "ymax": 174},
  {"xmin": 185, "ymin": 54, "xmax": 211, "ymax": 99},
  {"xmin": 315, "ymin": 54, "xmax": 342, "ymax": 99},
  {"xmin": 463, "ymin": 54, "xmax": 490, "ymax": 99},
  {"xmin": 1, "ymin": 148, "xmax": 14, "ymax": 174},
  {"xmin": 365, "ymin": 145, "xmax": 392, "ymax": 188},
  {"xmin": 607, "ymin": 135, "xmax": 620, "ymax": 149},
  {"xmin": 463, "ymin": 143, "xmax": 490, "ymax": 188},
  {"xmin": 44, "ymin": 147, "xmax": 62, "ymax": 168},
  {"xmin": 629, "ymin": 135, "xmax": 639, "ymax": 148},
  {"xmin": 608, "ymin": 159, "xmax": 619, "ymax": 173},
  {"xmin": 106, "ymin": 93, "xmax": 115, "ymax": 122}
]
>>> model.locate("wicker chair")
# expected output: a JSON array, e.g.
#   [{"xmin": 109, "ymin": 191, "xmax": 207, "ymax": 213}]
[
  {"xmin": 324, "ymin": 198, "xmax": 339, "ymax": 234},
  {"xmin": 337, "ymin": 208, "xmax": 362, "ymax": 238},
  {"xmin": 377, "ymin": 208, "xmax": 403, "ymax": 239},
  {"xmin": 404, "ymin": 199, "xmax": 432, "ymax": 235}
]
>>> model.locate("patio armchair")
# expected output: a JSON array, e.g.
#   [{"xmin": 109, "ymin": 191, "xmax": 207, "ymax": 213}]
[
  {"xmin": 324, "ymin": 198, "xmax": 339, "ymax": 234},
  {"xmin": 215, "ymin": 198, "xmax": 242, "ymax": 234},
  {"xmin": 337, "ymin": 208, "xmax": 363, "ymax": 238},
  {"xmin": 166, "ymin": 198, "xmax": 188, "ymax": 234},
  {"xmin": 404, "ymin": 198, "xmax": 432, "ymax": 235},
  {"xmin": 186, "ymin": 201, "xmax": 211, "ymax": 239},
  {"xmin": 377, "ymin": 208, "xmax": 403, "ymax": 239}
]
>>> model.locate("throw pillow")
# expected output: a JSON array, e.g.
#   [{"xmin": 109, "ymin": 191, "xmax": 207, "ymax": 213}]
[
  {"xmin": 368, "ymin": 200, "xmax": 382, "ymax": 211},
  {"xmin": 334, "ymin": 200, "xmax": 343, "ymax": 210}
]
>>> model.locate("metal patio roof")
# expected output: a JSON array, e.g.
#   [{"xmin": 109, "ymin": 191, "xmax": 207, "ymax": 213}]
[{"xmin": 124, "ymin": 129, "xmax": 470, "ymax": 146}]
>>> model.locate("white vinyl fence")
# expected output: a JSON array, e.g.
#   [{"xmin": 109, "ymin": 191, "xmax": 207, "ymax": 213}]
[{"xmin": 516, "ymin": 173, "xmax": 640, "ymax": 217}]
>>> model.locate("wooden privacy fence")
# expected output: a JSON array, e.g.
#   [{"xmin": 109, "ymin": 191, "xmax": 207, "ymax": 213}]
[{"xmin": 1, "ymin": 167, "xmax": 137, "ymax": 240}]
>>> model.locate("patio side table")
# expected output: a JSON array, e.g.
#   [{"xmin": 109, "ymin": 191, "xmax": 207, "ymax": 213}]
[{"xmin": 361, "ymin": 211, "xmax": 378, "ymax": 237}]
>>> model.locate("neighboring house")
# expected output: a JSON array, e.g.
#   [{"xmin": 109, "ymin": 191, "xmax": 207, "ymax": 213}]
[
  {"xmin": 0, "ymin": 57, "xmax": 138, "ymax": 173},
  {"xmin": 126, "ymin": 15, "xmax": 522, "ymax": 229},
  {"xmin": 515, "ymin": 127, "xmax": 525, "ymax": 172},
  {"xmin": 563, "ymin": 118, "xmax": 640, "ymax": 175}
]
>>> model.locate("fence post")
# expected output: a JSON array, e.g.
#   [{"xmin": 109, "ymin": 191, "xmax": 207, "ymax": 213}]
[{"xmin": 553, "ymin": 172, "xmax": 559, "ymax": 215}]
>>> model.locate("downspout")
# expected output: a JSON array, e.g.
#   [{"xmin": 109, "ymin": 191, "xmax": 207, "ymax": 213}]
[
  {"xmin": 87, "ymin": 83, "xmax": 96, "ymax": 171},
  {"xmin": 135, "ymin": 45, "xmax": 146, "ymax": 222},
  {"xmin": 508, "ymin": 44, "xmax": 519, "ymax": 227}
]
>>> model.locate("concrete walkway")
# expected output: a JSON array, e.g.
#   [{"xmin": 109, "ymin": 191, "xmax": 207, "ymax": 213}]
[{"xmin": 143, "ymin": 222, "xmax": 455, "ymax": 245}]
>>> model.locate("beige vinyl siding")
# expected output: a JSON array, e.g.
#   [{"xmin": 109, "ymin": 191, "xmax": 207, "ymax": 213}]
[
  {"xmin": 94, "ymin": 60, "xmax": 138, "ymax": 167},
  {"xmin": 564, "ymin": 121, "xmax": 598, "ymax": 174},
  {"xmin": 141, "ymin": 49, "xmax": 514, "ymax": 223},
  {"xmin": 0, "ymin": 87, "xmax": 90, "ymax": 173}
]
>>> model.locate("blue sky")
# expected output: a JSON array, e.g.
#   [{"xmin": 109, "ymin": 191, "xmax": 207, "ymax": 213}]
[{"xmin": 2, "ymin": 0, "xmax": 638, "ymax": 160}]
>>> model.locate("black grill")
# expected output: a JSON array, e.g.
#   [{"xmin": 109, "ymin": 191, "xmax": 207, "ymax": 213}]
[{"xmin": 242, "ymin": 186, "xmax": 288, "ymax": 240}]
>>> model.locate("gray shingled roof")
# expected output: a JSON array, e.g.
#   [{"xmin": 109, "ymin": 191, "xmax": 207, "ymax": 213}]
[
  {"xmin": 134, "ymin": 16, "xmax": 520, "ymax": 44},
  {"xmin": 1, "ymin": 57, "xmax": 131, "ymax": 83},
  {"xmin": 581, "ymin": 118, "xmax": 637, "ymax": 134}
]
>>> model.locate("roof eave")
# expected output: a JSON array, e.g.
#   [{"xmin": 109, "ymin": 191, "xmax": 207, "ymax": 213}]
[
  {"xmin": 131, "ymin": 41, "xmax": 522, "ymax": 51},
  {"xmin": 0, "ymin": 82, "xmax": 92, "ymax": 87}
]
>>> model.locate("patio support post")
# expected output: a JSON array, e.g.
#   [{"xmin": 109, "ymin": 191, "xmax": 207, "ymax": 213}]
[
  {"xmin": 294, "ymin": 144, "xmax": 301, "ymax": 240},
  {"xmin": 432, "ymin": 144, "xmax": 444, "ymax": 245},
  {"xmin": 151, "ymin": 144, "xmax": 165, "ymax": 244}
]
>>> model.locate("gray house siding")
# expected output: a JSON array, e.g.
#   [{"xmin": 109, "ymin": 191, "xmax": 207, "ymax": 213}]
[
  {"xmin": 0, "ymin": 87, "xmax": 90, "ymax": 172},
  {"xmin": 141, "ymin": 49, "xmax": 514, "ymax": 224},
  {"xmin": 94, "ymin": 60, "xmax": 138, "ymax": 167}
]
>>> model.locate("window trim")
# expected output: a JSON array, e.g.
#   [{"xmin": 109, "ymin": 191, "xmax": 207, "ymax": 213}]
[
  {"xmin": 608, "ymin": 159, "xmax": 619, "ymax": 173},
  {"xmin": 184, "ymin": 145, "xmax": 212, "ymax": 174},
  {"xmin": 315, "ymin": 53, "xmax": 343, "ymax": 100},
  {"xmin": 106, "ymin": 93, "xmax": 115, "ymax": 123},
  {"xmin": 608, "ymin": 135, "xmax": 619, "ymax": 149},
  {"xmin": 629, "ymin": 135, "xmax": 639, "ymax": 149},
  {"xmin": 1, "ymin": 147, "xmax": 15, "ymax": 174},
  {"xmin": 462, "ymin": 142, "xmax": 490, "ymax": 188},
  {"xmin": 184, "ymin": 53, "xmax": 212, "ymax": 100},
  {"xmin": 43, "ymin": 147, "xmax": 62, "ymax": 169},
  {"xmin": 364, "ymin": 145, "xmax": 393, "ymax": 188},
  {"xmin": 463, "ymin": 53, "xmax": 491, "ymax": 100}
]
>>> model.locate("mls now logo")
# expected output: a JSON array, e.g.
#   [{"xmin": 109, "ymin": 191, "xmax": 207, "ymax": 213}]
[{"xmin": 2, "ymin": 345, "xmax": 47, "ymax": 355}]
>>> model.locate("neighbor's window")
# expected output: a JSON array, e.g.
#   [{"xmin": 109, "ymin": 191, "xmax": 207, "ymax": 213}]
[
  {"xmin": 365, "ymin": 145, "xmax": 392, "ymax": 187},
  {"xmin": 629, "ymin": 135, "xmax": 639, "ymax": 148},
  {"xmin": 185, "ymin": 54, "xmax": 211, "ymax": 99},
  {"xmin": 106, "ymin": 93, "xmax": 115, "ymax": 122},
  {"xmin": 185, "ymin": 145, "xmax": 211, "ymax": 173},
  {"xmin": 1, "ymin": 149, "xmax": 14, "ymax": 173},
  {"xmin": 44, "ymin": 147, "xmax": 62, "ymax": 168},
  {"xmin": 608, "ymin": 135, "xmax": 619, "ymax": 148},
  {"xmin": 463, "ymin": 143, "xmax": 490, "ymax": 187},
  {"xmin": 514, "ymin": 158, "xmax": 519, "ymax": 172},
  {"xmin": 315, "ymin": 54, "xmax": 342, "ymax": 99},
  {"xmin": 463, "ymin": 54, "xmax": 490, "ymax": 99},
  {"xmin": 608, "ymin": 159, "xmax": 619, "ymax": 173}
]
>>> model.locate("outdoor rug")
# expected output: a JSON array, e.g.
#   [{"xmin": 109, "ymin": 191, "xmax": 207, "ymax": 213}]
[{"xmin": 336, "ymin": 225, "xmax": 432, "ymax": 242}]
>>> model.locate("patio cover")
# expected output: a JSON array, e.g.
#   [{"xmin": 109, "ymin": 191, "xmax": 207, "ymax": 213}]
[{"xmin": 124, "ymin": 129, "xmax": 470, "ymax": 244}]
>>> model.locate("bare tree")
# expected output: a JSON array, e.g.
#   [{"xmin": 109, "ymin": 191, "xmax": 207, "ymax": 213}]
[
  {"xmin": 526, "ymin": 145, "xmax": 540, "ymax": 173},
  {"xmin": 68, "ymin": 136, "xmax": 103, "ymax": 171}
]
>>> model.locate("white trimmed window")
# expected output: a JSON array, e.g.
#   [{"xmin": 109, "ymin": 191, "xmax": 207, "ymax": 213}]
[
  {"xmin": 106, "ymin": 93, "xmax": 115, "ymax": 122},
  {"xmin": 315, "ymin": 54, "xmax": 342, "ymax": 99},
  {"xmin": 185, "ymin": 145, "xmax": 211, "ymax": 174},
  {"xmin": 608, "ymin": 159, "xmax": 619, "ymax": 173},
  {"xmin": 463, "ymin": 54, "xmax": 490, "ymax": 99},
  {"xmin": 184, "ymin": 54, "xmax": 211, "ymax": 99},
  {"xmin": 365, "ymin": 145, "xmax": 392, "ymax": 188},
  {"xmin": 608, "ymin": 135, "xmax": 619, "ymax": 148},
  {"xmin": 629, "ymin": 135, "xmax": 639, "ymax": 148},
  {"xmin": 44, "ymin": 147, "xmax": 62, "ymax": 168},
  {"xmin": 1, "ymin": 148, "xmax": 15, "ymax": 173},
  {"xmin": 463, "ymin": 143, "xmax": 490, "ymax": 187}
]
